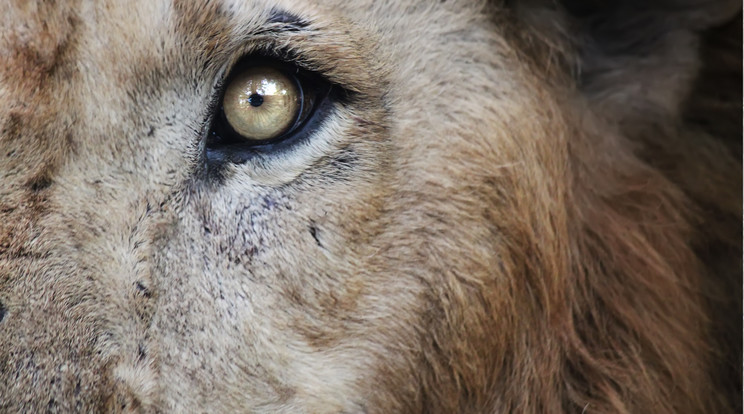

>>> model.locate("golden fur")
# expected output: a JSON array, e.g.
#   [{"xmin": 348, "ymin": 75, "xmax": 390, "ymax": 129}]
[{"xmin": 0, "ymin": 0, "xmax": 740, "ymax": 412}]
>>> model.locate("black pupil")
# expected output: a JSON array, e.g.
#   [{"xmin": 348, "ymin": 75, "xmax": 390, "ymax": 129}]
[{"xmin": 248, "ymin": 93, "xmax": 264, "ymax": 107}]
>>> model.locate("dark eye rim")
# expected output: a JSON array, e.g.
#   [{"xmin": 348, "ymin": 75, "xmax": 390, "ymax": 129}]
[{"xmin": 206, "ymin": 56, "xmax": 332, "ymax": 157}]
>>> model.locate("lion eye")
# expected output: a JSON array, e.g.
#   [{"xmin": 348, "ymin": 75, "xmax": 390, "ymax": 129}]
[
  {"xmin": 208, "ymin": 60, "xmax": 325, "ymax": 154},
  {"xmin": 222, "ymin": 66, "xmax": 307, "ymax": 141}
]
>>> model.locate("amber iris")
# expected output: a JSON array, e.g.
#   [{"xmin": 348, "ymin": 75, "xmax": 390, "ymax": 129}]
[{"xmin": 222, "ymin": 66, "xmax": 301, "ymax": 141}]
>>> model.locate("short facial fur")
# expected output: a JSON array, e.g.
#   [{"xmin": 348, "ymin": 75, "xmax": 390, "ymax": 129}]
[{"xmin": 0, "ymin": 0, "xmax": 740, "ymax": 412}]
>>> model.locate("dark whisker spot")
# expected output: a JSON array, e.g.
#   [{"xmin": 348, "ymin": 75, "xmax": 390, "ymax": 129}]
[
  {"xmin": 135, "ymin": 281, "xmax": 152, "ymax": 298},
  {"xmin": 267, "ymin": 9, "xmax": 310, "ymax": 31},
  {"xmin": 27, "ymin": 176, "xmax": 53, "ymax": 192},
  {"xmin": 309, "ymin": 222, "xmax": 322, "ymax": 247}
]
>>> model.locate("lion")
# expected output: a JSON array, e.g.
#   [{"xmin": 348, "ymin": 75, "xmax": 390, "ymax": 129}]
[{"xmin": 0, "ymin": 0, "xmax": 740, "ymax": 412}]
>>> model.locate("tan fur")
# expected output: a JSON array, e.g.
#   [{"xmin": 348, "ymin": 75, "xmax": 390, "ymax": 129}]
[{"xmin": 0, "ymin": 0, "xmax": 740, "ymax": 412}]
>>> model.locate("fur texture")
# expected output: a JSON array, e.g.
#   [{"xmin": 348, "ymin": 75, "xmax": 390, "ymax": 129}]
[{"xmin": 0, "ymin": 0, "xmax": 740, "ymax": 412}]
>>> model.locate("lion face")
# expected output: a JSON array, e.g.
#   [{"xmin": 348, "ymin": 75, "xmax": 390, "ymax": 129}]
[{"xmin": 0, "ymin": 0, "xmax": 740, "ymax": 413}]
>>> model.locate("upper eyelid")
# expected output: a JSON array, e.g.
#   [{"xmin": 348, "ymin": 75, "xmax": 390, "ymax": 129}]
[
  {"xmin": 223, "ymin": 47, "xmax": 332, "ymax": 85},
  {"xmin": 221, "ymin": 40, "xmax": 348, "ymax": 93},
  {"xmin": 218, "ymin": 12, "xmax": 379, "ymax": 95}
]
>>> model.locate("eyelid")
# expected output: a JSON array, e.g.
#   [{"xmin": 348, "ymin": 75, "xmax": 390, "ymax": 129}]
[
  {"xmin": 223, "ymin": 22, "xmax": 377, "ymax": 96},
  {"xmin": 227, "ymin": 45, "xmax": 346, "ymax": 95}
]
